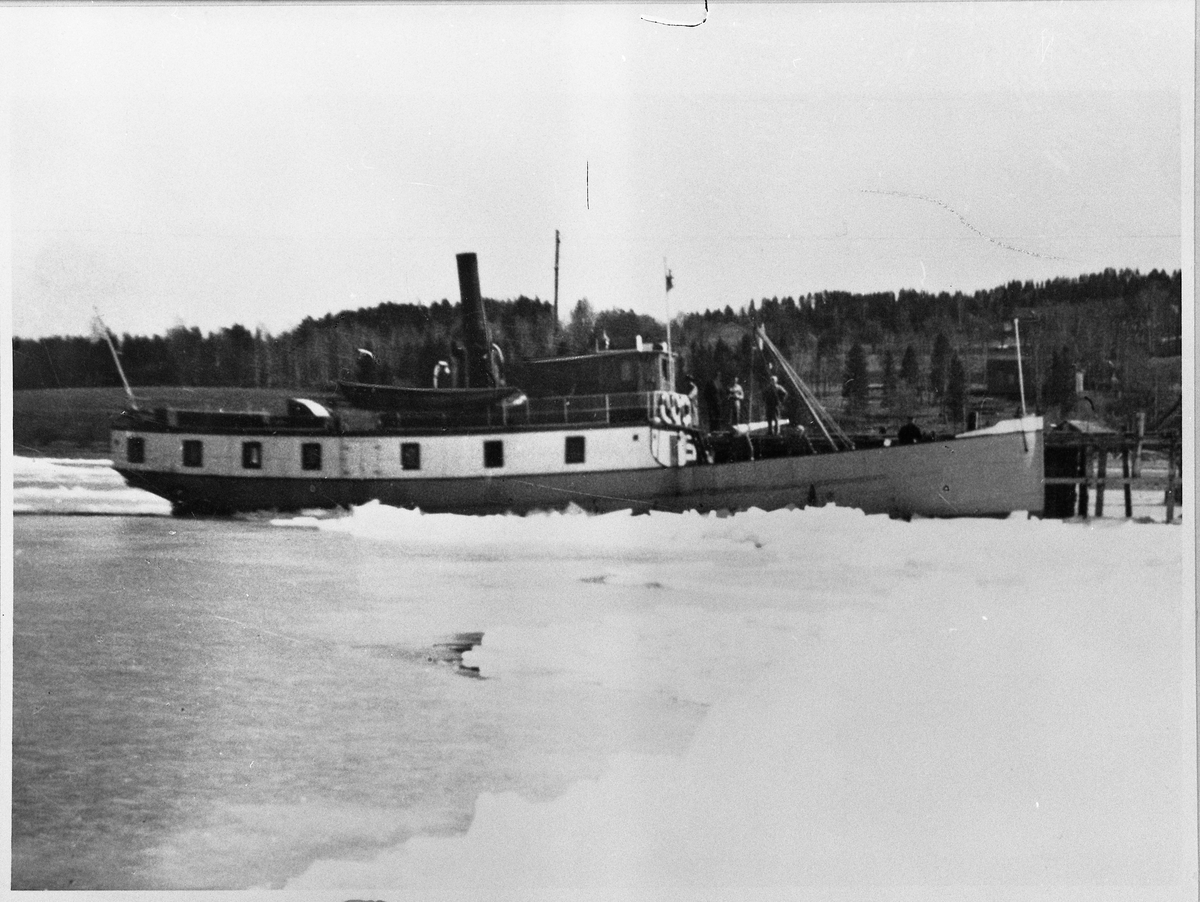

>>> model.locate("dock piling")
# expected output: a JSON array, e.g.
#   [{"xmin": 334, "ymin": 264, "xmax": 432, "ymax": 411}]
[
  {"xmin": 1165, "ymin": 437, "xmax": 1177, "ymax": 524},
  {"xmin": 1122, "ymin": 443, "xmax": 1133, "ymax": 518},
  {"xmin": 1076, "ymin": 447, "xmax": 1090, "ymax": 518},
  {"xmin": 1133, "ymin": 411, "xmax": 1145, "ymax": 478},
  {"xmin": 1045, "ymin": 428, "xmax": 1182, "ymax": 524}
]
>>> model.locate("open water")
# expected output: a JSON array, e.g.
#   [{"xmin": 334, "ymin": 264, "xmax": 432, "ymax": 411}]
[{"xmin": 11, "ymin": 463, "xmax": 702, "ymax": 889}]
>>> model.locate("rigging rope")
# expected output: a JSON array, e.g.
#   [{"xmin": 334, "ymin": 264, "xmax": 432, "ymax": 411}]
[{"xmin": 752, "ymin": 325, "xmax": 855, "ymax": 451}]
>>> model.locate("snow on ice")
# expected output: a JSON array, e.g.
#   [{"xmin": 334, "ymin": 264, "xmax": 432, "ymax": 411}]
[
  {"xmin": 10, "ymin": 456, "xmax": 172, "ymax": 515},
  {"xmin": 280, "ymin": 502, "xmax": 1193, "ymax": 899},
  {"xmin": 9, "ymin": 457, "xmax": 1193, "ymax": 897}
]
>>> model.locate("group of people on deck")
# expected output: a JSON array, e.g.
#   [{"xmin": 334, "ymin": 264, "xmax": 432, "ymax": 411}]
[
  {"xmin": 692, "ymin": 371, "xmax": 791, "ymax": 435},
  {"xmin": 689, "ymin": 368, "xmax": 929, "ymax": 444}
]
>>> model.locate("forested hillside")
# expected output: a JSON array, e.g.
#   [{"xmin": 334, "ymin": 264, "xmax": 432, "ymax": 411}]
[{"xmin": 14, "ymin": 267, "xmax": 1182, "ymax": 429}]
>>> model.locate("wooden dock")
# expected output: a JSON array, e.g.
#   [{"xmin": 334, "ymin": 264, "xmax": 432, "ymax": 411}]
[{"xmin": 1044, "ymin": 430, "xmax": 1183, "ymax": 522}]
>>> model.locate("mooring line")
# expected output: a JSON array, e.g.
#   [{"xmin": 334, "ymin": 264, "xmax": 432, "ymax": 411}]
[{"xmin": 511, "ymin": 479, "xmax": 656, "ymax": 510}]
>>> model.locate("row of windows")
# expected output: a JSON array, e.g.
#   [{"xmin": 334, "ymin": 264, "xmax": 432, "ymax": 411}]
[{"xmin": 127, "ymin": 436, "xmax": 588, "ymax": 470}]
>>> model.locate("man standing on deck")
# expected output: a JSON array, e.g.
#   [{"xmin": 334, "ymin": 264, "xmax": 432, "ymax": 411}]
[
  {"xmin": 765, "ymin": 375, "xmax": 788, "ymax": 435},
  {"xmin": 703, "ymin": 377, "xmax": 722, "ymax": 430},
  {"xmin": 727, "ymin": 376, "xmax": 744, "ymax": 431},
  {"xmin": 683, "ymin": 375, "xmax": 701, "ymax": 426},
  {"xmin": 898, "ymin": 416, "xmax": 923, "ymax": 445}
]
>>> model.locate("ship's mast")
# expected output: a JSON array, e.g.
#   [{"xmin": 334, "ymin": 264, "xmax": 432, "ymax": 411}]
[
  {"xmin": 553, "ymin": 230, "xmax": 560, "ymax": 335},
  {"xmin": 1013, "ymin": 317, "xmax": 1028, "ymax": 419},
  {"xmin": 93, "ymin": 309, "xmax": 137, "ymax": 409},
  {"xmin": 663, "ymin": 259, "xmax": 675, "ymax": 388},
  {"xmin": 1013, "ymin": 317, "xmax": 1029, "ymax": 451}
]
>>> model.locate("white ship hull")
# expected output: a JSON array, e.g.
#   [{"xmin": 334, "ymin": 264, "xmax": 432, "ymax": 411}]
[{"xmin": 111, "ymin": 416, "xmax": 1044, "ymax": 518}]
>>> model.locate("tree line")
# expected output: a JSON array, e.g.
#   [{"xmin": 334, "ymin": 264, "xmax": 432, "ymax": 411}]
[
  {"xmin": 13, "ymin": 267, "xmax": 1181, "ymax": 427},
  {"xmin": 674, "ymin": 268, "xmax": 1179, "ymax": 426}
]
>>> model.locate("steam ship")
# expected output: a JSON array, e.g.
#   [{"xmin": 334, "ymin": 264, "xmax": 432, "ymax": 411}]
[{"xmin": 109, "ymin": 253, "xmax": 1044, "ymax": 517}]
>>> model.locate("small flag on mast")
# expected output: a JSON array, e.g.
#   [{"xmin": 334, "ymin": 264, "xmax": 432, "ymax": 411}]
[
  {"xmin": 90, "ymin": 315, "xmax": 113, "ymax": 344},
  {"xmin": 665, "ymin": 270, "xmax": 674, "ymax": 292}
]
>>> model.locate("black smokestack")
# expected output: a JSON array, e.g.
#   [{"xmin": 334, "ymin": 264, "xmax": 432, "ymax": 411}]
[{"xmin": 456, "ymin": 252, "xmax": 498, "ymax": 388}]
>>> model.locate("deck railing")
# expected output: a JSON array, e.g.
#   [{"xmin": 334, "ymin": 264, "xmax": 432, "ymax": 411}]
[
  {"xmin": 121, "ymin": 391, "xmax": 673, "ymax": 435},
  {"xmin": 362, "ymin": 392, "xmax": 658, "ymax": 431},
  {"xmin": 522, "ymin": 392, "xmax": 655, "ymax": 426}
]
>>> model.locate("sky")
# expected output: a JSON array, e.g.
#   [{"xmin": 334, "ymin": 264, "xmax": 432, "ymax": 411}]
[{"xmin": 3, "ymin": 2, "xmax": 1192, "ymax": 340}]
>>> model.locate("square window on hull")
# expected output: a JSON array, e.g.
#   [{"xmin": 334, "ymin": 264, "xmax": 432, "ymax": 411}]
[
  {"xmin": 242, "ymin": 441, "xmax": 263, "ymax": 469},
  {"xmin": 182, "ymin": 440, "xmax": 203, "ymax": 468},
  {"xmin": 301, "ymin": 443, "xmax": 322, "ymax": 471},
  {"xmin": 483, "ymin": 440, "xmax": 504, "ymax": 469},
  {"xmin": 565, "ymin": 435, "xmax": 585, "ymax": 464},
  {"xmin": 126, "ymin": 436, "xmax": 145, "ymax": 464},
  {"xmin": 401, "ymin": 442, "xmax": 421, "ymax": 470}
]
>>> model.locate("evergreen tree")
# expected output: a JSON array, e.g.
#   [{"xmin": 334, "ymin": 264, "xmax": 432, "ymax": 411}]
[
  {"xmin": 881, "ymin": 348, "xmax": 896, "ymax": 410},
  {"xmin": 816, "ymin": 331, "xmax": 841, "ymax": 393},
  {"xmin": 842, "ymin": 342, "xmax": 870, "ymax": 414},
  {"xmin": 1058, "ymin": 345, "xmax": 1077, "ymax": 412},
  {"xmin": 1043, "ymin": 344, "xmax": 1076, "ymax": 414},
  {"xmin": 899, "ymin": 344, "xmax": 921, "ymax": 391},
  {"xmin": 945, "ymin": 353, "xmax": 967, "ymax": 425},
  {"xmin": 565, "ymin": 297, "xmax": 596, "ymax": 355},
  {"xmin": 929, "ymin": 332, "xmax": 951, "ymax": 398}
]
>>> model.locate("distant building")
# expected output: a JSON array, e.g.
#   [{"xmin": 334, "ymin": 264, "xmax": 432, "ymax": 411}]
[{"xmin": 984, "ymin": 348, "xmax": 1033, "ymax": 399}]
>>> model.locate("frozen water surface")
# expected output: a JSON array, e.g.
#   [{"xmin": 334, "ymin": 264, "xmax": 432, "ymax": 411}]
[{"xmin": 9, "ymin": 457, "xmax": 1194, "ymax": 898}]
